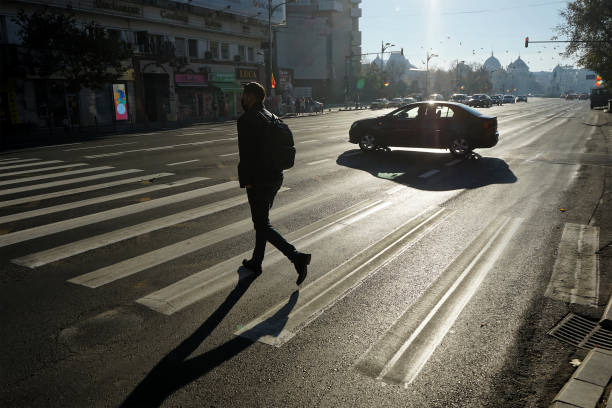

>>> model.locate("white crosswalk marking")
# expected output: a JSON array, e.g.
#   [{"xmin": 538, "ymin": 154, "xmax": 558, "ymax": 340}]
[
  {"xmin": 0, "ymin": 166, "xmax": 113, "ymax": 187},
  {"xmin": 0, "ymin": 173, "xmax": 172, "ymax": 209},
  {"xmin": 64, "ymin": 142, "xmax": 138, "ymax": 151},
  {"xmin": 0, "ymin": 163, "xmax": 89, "ymax": 178},
  {"xmin": 0, "ymin": 157, "xmax": 21, "ymax": 161},
  {"xmin": 0, "ymin": 158, "xmax": 35, "ymax": 164},
  {"xmin": 84, "ymin": 138, "xmax": 237, "ymax": 158},
  {"xmin": 13, "ymin": 182, "xmax": 243, "ymax": 268},
  {"xmin": 67, "ymin": 192, "xmax": 319, "ymax": 288},
  {"xmin": 0, "ymin": 160, "xmax": 63, "ymax": 171},
  {"xmin": 0, "ymin": 169, "xmax": 143, "ymax": 196},
  {"xmin": 0, "ymin": 177, "xmax": 208, "ymax": 224}
]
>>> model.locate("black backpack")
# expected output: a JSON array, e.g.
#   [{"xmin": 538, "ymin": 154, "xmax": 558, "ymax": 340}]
[{"xmin": 260, "ymin": 110, "xmax": 296, "ymax": 170}]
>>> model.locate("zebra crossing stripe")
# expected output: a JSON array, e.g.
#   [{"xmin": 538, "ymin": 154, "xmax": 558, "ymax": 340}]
[
  {"xmin": 84, "ymin": 138, "xmax": 237, "ymax": 158},
  {"xmin": 234, "ymin": 207, "xmax": 449, "ymax": 347},
  {"xmin": 0, "ymin": 166, "xmax": 113, "ymax": 187},
  {"xmin": 0, "ymin": 173, "xmax": 173, "ymax": 209},
  {"xmin": 0, "ymin": 177, "xmax": 208, "ymax": 224},
  {"xmin": 0, "ymin": 169, "xmax": 143, "ymax": 196},
  {"xmin": 137, "ymin": 199, "xmax": 386, "ymax": 315},
  {"xmin": 0, "ymin": 158, "xmax": 34, "ymax": 164},
  {"xmin": 13, "ymin": 182, "xmax": 246, "ymax": 268},
  {"xmin": 0, "ymin": 163, "xmax": 89, "ymax": 178},
  {"xmin": 0, "ymin": 180, "xmax": 242, "ymax": 247},
  {"xmin": 0, "ymin": 160, "xmax": 63, "ymax": 171},
  {"xmin": 67, "ymin": 192, "xmax": 320, "ymax": 288}
]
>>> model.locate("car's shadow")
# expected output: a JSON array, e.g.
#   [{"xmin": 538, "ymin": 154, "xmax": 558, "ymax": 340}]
[{"xmin": 336, "ymin": 148, "xmax": 517, "ymax": 191}]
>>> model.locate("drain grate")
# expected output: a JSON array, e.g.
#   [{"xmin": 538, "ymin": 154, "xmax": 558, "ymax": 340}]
[{"xmin": 548, "ymin": 313, "xmax": 612, "ymax": 351}]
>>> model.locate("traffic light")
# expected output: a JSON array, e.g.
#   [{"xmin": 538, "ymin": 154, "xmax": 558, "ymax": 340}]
[{"xmin": 525, "ymin": 37, "xmax": 529, "ymax": 48}]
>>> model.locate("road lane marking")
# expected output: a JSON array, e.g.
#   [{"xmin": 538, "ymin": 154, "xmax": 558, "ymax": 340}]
[
  {"xmin": 235, "ymin": 206, "xmax": 449, "ymax": 347},
  {"xmin": 63, "ymin": 142, "xmax": 138, "ymax": 151},
  {"xmin": 0, "ymin": 158, "xmax": 21, "ymax": 162},
  {"xmin": 0, "ymin": 179, "xmax": 241, "ymax": 247},
  {"xmin": 0, "ymin": 166, "xmax": 113, "ymax": 187},
  {"xmin": 299, "ymin": 140, "xmax": 318, "ymax": 144},
  {"xmin": 0, "ymin": 160, "xmax": 63, "ymax": 171},
  {"xmin": 0, "ymin": 173, "xmax": 172, "ymax": 209},
  {"xmin": 0, "ymin": 158, "xmax": 37, "ymax": 164},
  {"xmin": 444, "ymin": 159, "xmax": 462, "ymax": 166},
  {"xmin": 84, "ymin": 138, "xmax": 237, "ymax": 158},
  {"xmin": 356, "ymin": 216, "xmax": 523, "ymax": 387},
  {"xmin": 138, "ymin": 199, "xmax": 388, "ymax": 315},
  {"xmin": 0, "ymin": 163, "xmax": 89, "ymax": 178},
  {"xmin": 38, "ymin": 142, "xmax": 82, "ymax": 148},
  {"xmin": 14, "ymin": 182, "xmax": 246, "ymax": 268},
  {"xmin": 306, "ymin": 159, "xmax": 331, "ymax": 166},
  {"xmin": 0, "ymin": 177, "xmax": 207, "ymax": 224},
  {"xmin": 385, "ymin": 185, "xmax": 406, "ymax": 195},
  {"xmin": 65, "ymin": 191, "xmax": 332, "ymax": 288},
  {"xmin": 218, "ymin": 153, "xmax": 239, "ymax": 157},
  {"xmin": 418, "ymin": 169, "xmax": 440, "ymax": 179},
  {"xmin": 167, "ymin": 159, "xmax": 200, "ymax": 166},
  {"xmin": 545, "ymin": 223, "xmax": 599, "ymax": 306}
]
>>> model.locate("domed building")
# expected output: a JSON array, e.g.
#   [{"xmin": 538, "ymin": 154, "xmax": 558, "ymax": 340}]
[
  {"xmin": 483, "ymin": 52, "xmax": 502, "ymax": 72},
  {"xmin": 484, "ymin": 53, "xmax": 504, "ymax": 93},
  {"xmin": 505, "ymin": 56, "xmax": 534, "ymax": 95}
]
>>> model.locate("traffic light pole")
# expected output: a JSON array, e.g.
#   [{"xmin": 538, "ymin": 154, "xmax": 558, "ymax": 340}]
[{"xmin": 344, "ymin": 49, "xmax": 404, "ymax": 102}]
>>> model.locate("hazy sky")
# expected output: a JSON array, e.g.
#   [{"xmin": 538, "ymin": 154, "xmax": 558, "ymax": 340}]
[{"xmin": 360, "ymin": 0, "xmax": 578, "ymax": 72}]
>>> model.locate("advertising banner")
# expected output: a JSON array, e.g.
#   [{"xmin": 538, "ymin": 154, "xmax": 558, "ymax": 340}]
[
  {"xmin": 173, "ymin": 0, "xmax": 286, "ymax": 24},
  {"xmin": 112, "ymin": 84, "xmax": 128, "ymax": 121}
]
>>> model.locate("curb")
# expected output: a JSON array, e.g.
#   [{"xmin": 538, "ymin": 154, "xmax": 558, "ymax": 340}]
[{"xmin": 550, "ymin": 348, "xmax": 612, "ymax": 407}]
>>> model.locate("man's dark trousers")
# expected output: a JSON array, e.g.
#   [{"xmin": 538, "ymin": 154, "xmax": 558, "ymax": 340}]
[{"xmin": 246, "ymin": 180, "xmax": 297, "ymax": 265}]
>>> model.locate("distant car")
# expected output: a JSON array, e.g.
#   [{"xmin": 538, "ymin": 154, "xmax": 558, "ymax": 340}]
[
  {"xmin": 449, "ymin": 93, "xmax": 469, "ymax": 103},
  {"xmin": 503, "ymin": 94, "xmax": 515, "ymax": 104},
  {"xmin": 566, "ymin": 93, "xmax": 579, "ymax": 100},
  {"xmin": 349, "ymin": 101, "xmax": 499, "ymax": 158},
  {"xmin": 516, "ymin": 95, "xmax": 528, "ymax": 102},
  {"xmin": 428, "ymin": 94, "xmax": 445, "ymax": 101},
  {"xmin": 312, "ymin": 100, "xmax": 324, "ymax": 112},
  {"xmin": 579, "ymin": 93, "xmax": 589, "ymax": 100},
  {"xmin": 491, "ymin": 95, "xmax": 503, "ymax": 106},
  {"xmin": 402, "ymin": 97, "xmax": 417, "ymax": 104},
  {"xmin": 590, "ymin": 88, "xmax": 611, "ymax": 109},
  {"xmin": 370, "ymin": 98, "xmax": 389, "ymax": 109},
  {"xmin": 388, "ymin": 97, "xmax": 404, "ymax": 108},
  {"xmin": 467, "ymin": 94, "xmax": 493, "ymax": 108}
]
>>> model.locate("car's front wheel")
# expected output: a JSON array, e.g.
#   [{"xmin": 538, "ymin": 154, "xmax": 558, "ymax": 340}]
[
  {"xmin": 359, "ymin": 134, "xmax": 377, "ymax": 152},
  {"xmin": 449, "ymin": 137, "xmax": 471, "ymax": 158}
]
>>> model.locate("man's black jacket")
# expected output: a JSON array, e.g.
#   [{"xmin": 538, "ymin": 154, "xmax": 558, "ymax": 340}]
[{"xmin": 237, "ymin": 103, "xmax": 283, "ymax": 188}]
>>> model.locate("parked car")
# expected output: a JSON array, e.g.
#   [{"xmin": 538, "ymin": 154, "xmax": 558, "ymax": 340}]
[
  {"xmin": 467, "ymin": 94, "xmax": 493, "ymax": 108},
  {"xmin": 449, "ymin": 93, "xmax": 469, "ymax": 103},
  {"xmin": 370, "ymin": 98, "xmax": 389, "ymax": 109},
  {"xmin": 491, "ymin": 94, "xmax": 503, "ymax": 105},
  {"xmin": 428, "ymin": 93, "xmax": 445, "ymax": 101},
  {"xmin": 503, "ymin": 94, "xmax": 515, "ymax": 104},
  {"xmin": 590, "ymin": 88, "xmax": 611, "ymax": 109},
  {"xmin": 402, "ymin": 97, "xmax": 417, "ymax": 104},
  {"xmin": 566, "ymin": 93, "xmax": 579, "ymax": 100},
  {"xmin": 388, "ymin": 97, "xmax": 405, "ymax": 108},
  {"xmin": 348, "ymin": 101, "xmax": 499, "ymax": 158},
  {"xmin": 516, "ymin": 95, "xmax": 528, "ymax": 102}
]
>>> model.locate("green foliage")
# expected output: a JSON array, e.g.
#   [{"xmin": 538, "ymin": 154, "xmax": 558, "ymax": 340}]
[
  {"xmin": 556, "ymin": 0, "xmax": 612, "ymax": 86},
  {"xmin": 13, "ymin": 8, "xmax": 132, "ymax": 90}
]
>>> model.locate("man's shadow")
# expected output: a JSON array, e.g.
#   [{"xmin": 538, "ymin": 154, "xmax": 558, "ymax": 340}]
[{"xmin": 121, "ymin": 268, "xmax": 299, "ymax": 407}]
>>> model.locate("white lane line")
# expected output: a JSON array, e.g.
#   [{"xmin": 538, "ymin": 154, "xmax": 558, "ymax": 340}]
[
  {"xmin": 138, "ymin": 199, "xmax": 388, "ymax": 315},
  {"xmin": 14, "ymin": 182, "xmax": 244, "ymax": 268},
  {"xmin": 84, "ymin": 138, "xmax": 237, "ymax": 158},
  {"xmin": 385, "ymin": 185, "xmax": 406, "ymax": 195},
  {"xmin": 219, "ymin": 152, "xmax": 239, "ymax": 157},
  {"xmin": 0, "ymin": 166, "xmax": 113, "ymax": 187},
  {"xmin": 175, "ymin": 132, "xmax": 211, "ymax": 136},
  {"xmin": 299, "ymin": 140, "xmax": 318, "ymax": 144},
  {"xmin": 444, "ymin": 159, "xmax": 462, "ymax": 167},
  {"xmin": 307, "ymin": 159, "xmax": 331, "ymax": 166},
  {"xmin": 167, "ymin": 159, "xmax": 200, "ymax": 166},
  {"xmin": 66, "ymin": 191, "xmax": 327, "ymax": 289},
  {"xmin": 0, "ymin": 173, "xmax": 172, "ymax": 209},
  {"xmin": 0, "ymin": 180, "xmax": 240, "ymax": 247},
  {"xmin": 0, "ymin": 160, "xmax": 63, "ymax": 171},
  {"xmin": 418, "ymin": 169, "xmax": 440, "ymax": 179},
  {"xmin": 0, "ymin": 163, "xmax": 89, "ymax": 178},
  {"xmin": 0, "ymin": 169, "xmax": 143, "ymax": 197},
  {"xmin": 0, "ymin": 177, "xmax": 207, "ymax": 224},
  {"xmin": 63, "ymin": 142, "xmax": 138, "ymax": 151},
  {"xmin": 0, "ymin": 158, "xmax": 38, "ymax": 165},
  {"xmin": 0, "ymin": 158, "xmax": 21, "ymax": 162},
  {"xmin": 545, "ymin": 223, "xmax": 599, "ymax": 306},
  {"xmin": 38, "ymin": 142, "xmax": 82, "ymax": 148}
]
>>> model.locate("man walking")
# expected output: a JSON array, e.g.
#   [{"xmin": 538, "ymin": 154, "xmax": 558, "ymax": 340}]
[{"xmin": 237, "ymin": 82, "xmax": 311, "ymax": 285}]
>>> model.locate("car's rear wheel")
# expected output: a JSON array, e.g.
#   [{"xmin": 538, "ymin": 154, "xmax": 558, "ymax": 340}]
[
  {"xmin": 359, "ymin": 134, "xmax": 377, "ymax": 152},
  {"xmin": 449, "ymin": 137, "xmax": 471, "ymax": 158}
]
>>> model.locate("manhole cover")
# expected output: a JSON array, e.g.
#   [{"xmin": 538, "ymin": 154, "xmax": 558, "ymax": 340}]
[{"xmin": 548, "ymin": 313, "xmax": 612, "ymax": 351}]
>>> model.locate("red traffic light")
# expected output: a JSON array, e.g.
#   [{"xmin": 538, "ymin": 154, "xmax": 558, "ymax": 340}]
[{"xmin": 525, "ymin": 37, "xmax": 529, "ymax": 48}]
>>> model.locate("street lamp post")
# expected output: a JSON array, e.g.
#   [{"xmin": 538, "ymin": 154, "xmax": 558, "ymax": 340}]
[
  {"xmin": 456, "ymin": 59, "xmax": 465, "ymax": 92},
  {"xmin": 425, "ymin": 51, "xmax": 438, "ymax": 99},
  {"xmin": 380, "ymin": 41, "xmax": 395, "ymax": 71},
  {"xmin": 266, "ymin": 0, "xmax": 294, "ymax": 96}
]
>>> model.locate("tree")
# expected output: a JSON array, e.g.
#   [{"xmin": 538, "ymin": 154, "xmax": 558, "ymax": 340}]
[
  {"xmin": 13, "ymin": 8, "xmax": 132, "ymax": 90},
  {"xmin": 556, "ymin": 0, "xmax": 612, "ymax": 86}
]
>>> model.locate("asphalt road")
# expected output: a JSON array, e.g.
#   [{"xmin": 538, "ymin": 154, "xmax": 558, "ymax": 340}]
[{"xmin": 1, "ymin": 98, "xmax": 610, "ymax": 408}]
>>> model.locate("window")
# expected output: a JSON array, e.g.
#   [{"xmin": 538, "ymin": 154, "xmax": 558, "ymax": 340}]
[
  {"xmin": 175, "ymin": 37, "xmax": 186, "ymax": 57},
  {"xmin": 210, "ymin": 41, "xmax": 219, "ymax": 59},
  {"xmin": 188, "ymin": 39, "xmax": 198, "ymax": 58},
  {"xmin": 394, "ymin": 106, "xmax": 420, "ymax": 119},
  {"xmin": 435, "ymin": 106, "xmax": 454, "ymax": 118},
  {"xmin": 238, "ymin": 45, "xmax": 246, "ymax": 61},
  {"xmin": 221, "ymin": 43, "xmax": 229, "ymax": 60},
  {"xmin": 247, "ymin": 47, "xmax": 254, "ymax": 62}
]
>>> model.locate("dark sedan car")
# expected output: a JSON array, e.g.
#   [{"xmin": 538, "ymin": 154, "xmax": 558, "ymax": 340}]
[
  {"xmin": 349, "ymin": 101, "xmax": 499, "ymax": 158},
  {"xmin": 467, "ymin": 94, "xmax": 492, "ymax": 108}
]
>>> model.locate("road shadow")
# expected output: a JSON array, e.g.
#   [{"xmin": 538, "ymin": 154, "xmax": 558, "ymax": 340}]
[
  {"xmin": 336, "ymin": 149, "xmax": 517, "ymax": 191},
  {"xmin": 121, "ymin": 267, "xmax": 299, "ymax": 407}
]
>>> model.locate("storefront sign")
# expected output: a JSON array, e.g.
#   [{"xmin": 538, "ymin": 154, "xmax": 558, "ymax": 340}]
[
  {"xmin": 112, "ymin": 84, "xmax": 129, "ymax": 121},
  {"xmin": 236, "ymin": 68, "xmax": 259, "ymax": 82},
  {"xmin": 278, "ymin": 68, "xmax": 293, "ymax": 91},
  {"xmin": 95, "ymin": 0, "xmax": 141, "ymax": 15},
  {"xmin": 175, "ymin": 73, "xmax": 206, "ymax": 84},
  {"xmin": 209, "ymin": 72, "xmax": 236, "ymax": 82},
  {"xmin": 160, "ymin": 10, "xmax": 188, "ymax": 23}
]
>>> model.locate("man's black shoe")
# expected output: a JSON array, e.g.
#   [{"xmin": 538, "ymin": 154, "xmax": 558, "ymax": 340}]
[
  {"xmin": 242, "ymin": 259, "xmax": 262, "ymax": 276},
  {"xmin": 293, "ymin": 253, "xmax": 311, "ymax": 285}
]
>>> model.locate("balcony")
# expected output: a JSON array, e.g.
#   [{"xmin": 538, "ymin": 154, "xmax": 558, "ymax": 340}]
[
  {"xmin": 350, "ymin": 7, "xmax": 362, "ymax": 18},
  {"xmin": 318, "ymin": 0, "xmax": 343, "ymax": 12}
]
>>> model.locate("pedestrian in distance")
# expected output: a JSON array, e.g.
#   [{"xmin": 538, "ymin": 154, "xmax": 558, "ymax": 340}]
[{"xmin": 237, "ymin": 82, "xmax": 311, "ymax": 285}]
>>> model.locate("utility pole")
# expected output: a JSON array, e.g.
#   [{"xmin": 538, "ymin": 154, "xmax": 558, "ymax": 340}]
[
  {"xmin": 425, "ymin": 51, "xmax": 438, "ymax": 99},
  {"xmin": 265, "ymin": 0, "xmax": 295, "ymax": 96}
]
